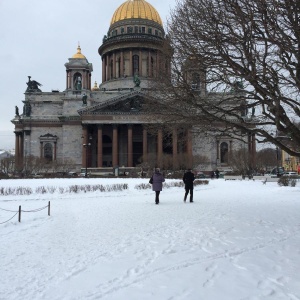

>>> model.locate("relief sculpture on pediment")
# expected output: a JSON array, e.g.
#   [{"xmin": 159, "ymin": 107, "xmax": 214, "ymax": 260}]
[{"xmin": 101, "ymin": 96, "xmax": 142, "ymax": 113}]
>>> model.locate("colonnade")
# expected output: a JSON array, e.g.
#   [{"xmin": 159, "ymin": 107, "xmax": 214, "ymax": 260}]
[
  {"xmin": 81, "ymin": 124, "xmax": 193, "ymax": 168},
  {"xmin": 102, "ymin": 49, "xmax": 159, "ymax": 82}
]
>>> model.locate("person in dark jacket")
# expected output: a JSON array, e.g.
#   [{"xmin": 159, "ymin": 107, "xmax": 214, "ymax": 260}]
[
  {"xmin": 149, "ymin": 168, "xmax": 165, "ymax": 204},
  {"xmin": 183, "ymin": 169, "xmax": 195, "ymax": 202}
]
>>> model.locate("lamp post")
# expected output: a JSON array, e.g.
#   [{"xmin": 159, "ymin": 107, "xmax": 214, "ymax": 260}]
[
  {"xmin": 83, "ymin": 136, "xmax": 92, "ymax": 178},
  {"xmin": 276, "ymin": 146, "xmax": 280, "ymax": 177}
]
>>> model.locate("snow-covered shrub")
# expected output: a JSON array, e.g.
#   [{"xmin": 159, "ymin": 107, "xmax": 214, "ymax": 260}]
[{"xmin": 278, "ymin": 176, "xmax": 297, "ymax": 187}]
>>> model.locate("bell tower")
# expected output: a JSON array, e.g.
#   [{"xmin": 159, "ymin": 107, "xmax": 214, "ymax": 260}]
[{"xmin": 64, "ymin": 45, "xmax": 93, "ymax": 92}]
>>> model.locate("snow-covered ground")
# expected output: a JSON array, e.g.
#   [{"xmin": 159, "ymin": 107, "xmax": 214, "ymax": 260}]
[{"xmin": 1, "ymin": 177, "xmax": 300, "ymax": 300}]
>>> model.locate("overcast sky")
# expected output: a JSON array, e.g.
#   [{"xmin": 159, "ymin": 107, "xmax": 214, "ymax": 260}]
[{"xmin": 0, "ymin": 0, "xmax": 176, "ymax": 149}]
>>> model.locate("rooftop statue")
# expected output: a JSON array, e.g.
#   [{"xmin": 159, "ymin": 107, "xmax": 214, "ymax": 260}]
[
  {"xmin": 15, "ymin": 105, "xmax": 19, "ymax": 116},
  {"xmin": 26, "ymin": 76, "xmax": 42, "ymax": 92}
]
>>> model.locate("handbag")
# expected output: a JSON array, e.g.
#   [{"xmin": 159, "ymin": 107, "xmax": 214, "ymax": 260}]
[{"xmin": 149, "ymin": 176, "xmax": 153, "ymax": 184}]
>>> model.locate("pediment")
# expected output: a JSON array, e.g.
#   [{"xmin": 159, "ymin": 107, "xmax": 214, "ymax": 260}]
[{"xmin": 78, "ymin": 90, "xmax": 152, "ymax": 115}]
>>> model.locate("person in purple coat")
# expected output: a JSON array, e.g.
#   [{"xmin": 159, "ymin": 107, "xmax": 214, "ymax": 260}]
[{"xmin": 149, "ymin": 168, "xmax": 165, "ymax": 205}]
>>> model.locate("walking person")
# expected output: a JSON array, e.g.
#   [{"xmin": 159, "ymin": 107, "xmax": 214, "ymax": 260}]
[
  {"xmin": 183, "ymin": 169, "xmax": 195, "ymax": 203},
  {"xmin": 149, "ymin": 168, "xmax": 165, "ymax": 205}
]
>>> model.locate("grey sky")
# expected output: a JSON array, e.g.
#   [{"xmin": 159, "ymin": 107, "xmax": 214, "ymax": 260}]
[{"xmin": 0, "ymin": 0, "xmax": 176, "ymax": 149}]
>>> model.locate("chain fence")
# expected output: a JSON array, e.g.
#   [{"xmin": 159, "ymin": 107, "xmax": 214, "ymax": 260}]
[{"xmin": 0, "ymin": 201, "xmax": 50, "ymax": 224}]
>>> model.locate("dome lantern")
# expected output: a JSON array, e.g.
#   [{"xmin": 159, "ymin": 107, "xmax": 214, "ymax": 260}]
[{"xmin": 72, "ymin": 45, "xmax": 86, "ymax": 59}]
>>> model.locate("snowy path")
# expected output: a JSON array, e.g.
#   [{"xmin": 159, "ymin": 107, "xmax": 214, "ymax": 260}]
[{"xmin": 1, "ymin": 178, "xmax": 300, "ymax": 300}]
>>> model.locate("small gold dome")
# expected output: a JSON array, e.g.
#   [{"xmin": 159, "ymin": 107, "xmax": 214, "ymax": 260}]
[
  {"xmin": 92, "ymin": 81, "xmax": 100, "ymax": 91},
  {"xmin": 72, "ymin": 45, "xmax": 86, "ymax": 59},
  {"xmin": 111, "ymin": 0, "xmax": 163, "ymax": 26}
]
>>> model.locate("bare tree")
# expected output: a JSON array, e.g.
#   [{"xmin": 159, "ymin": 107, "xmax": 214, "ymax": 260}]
[
  {"xmin": 256, "ymin": 148, "xmax": 278, "ymax": 171},
  {"xmin": 0, "ymin": 156, "xmax": 15, "ymax": 175},
  {"xmin": 147, "ymin": 0, "xmax": 300, "ymax": 157},
  {"xmin": 228, "ymin": 149, "xmax": 251, "ymax": 175}
]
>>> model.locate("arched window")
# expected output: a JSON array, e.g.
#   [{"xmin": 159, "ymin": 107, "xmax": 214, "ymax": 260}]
[
  {"xmin": 220, "ymin": 142, "xmax": 228, "ymax": 163},
  {"xmin": 133, "ymin": 55, "xmax": 139, "ymax": 75},
  {"xmin": 73, "ymin": 72, "xmax": 82, "ymax": 90},
  {"xmin": 44, "ymin": 143, "xmax": 53, "ymax": 161},
  {"xmin": 191, "ymin": 72, "xmax": 200, "ymax": 90}
]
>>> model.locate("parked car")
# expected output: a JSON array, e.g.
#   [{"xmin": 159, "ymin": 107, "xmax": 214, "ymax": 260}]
[
  {"xmin": 197, "ymin": 172, "xmax": 206, "ymax": 179},
  {"xmin": 283, "ymin": 171, "xmax": 298, "ymax": 176}
]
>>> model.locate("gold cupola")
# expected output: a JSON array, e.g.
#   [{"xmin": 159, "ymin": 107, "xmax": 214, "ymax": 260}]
[
  {"xmin": 72, "ymin": 45, "xmax": 86, "ymax": 59},
  {"xmin": 91, "ymin": 81, "xmax": 100, "ymax": 91},
  {"xmin": 110, "ymin": 0, "xmax": 163, "ymax": 26}
]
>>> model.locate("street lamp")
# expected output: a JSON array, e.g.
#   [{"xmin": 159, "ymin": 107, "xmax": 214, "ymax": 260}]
[
  {"xmin": 276, "ymin": 146, "xmax": 280, "ymax": 177},
  {"xmin": 83, "ymin": 135, "xmax": 92, "ymax": 178}
]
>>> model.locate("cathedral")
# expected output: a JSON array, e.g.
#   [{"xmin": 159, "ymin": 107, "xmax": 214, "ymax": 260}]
[{"xmin": 11, "ymin": 0, "xmax": 255, "ymax": 174}]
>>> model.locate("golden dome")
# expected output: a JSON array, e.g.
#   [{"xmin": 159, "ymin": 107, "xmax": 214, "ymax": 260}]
[
  {"xmin": 72, "ymin": 45, "xmax": 86, "ymax": 59},
  {"xmin": 92, "ymin": 81, "xmax": 100, "ymax": 91},
  {"xmin": 111, "ymin": 0, "xmax": 163, "ymax": 26}
]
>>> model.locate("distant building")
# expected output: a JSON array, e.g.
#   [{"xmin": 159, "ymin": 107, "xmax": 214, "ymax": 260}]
[{"xmin": 0, "ymin": 150, "xmax": 13, "ymax": 160}]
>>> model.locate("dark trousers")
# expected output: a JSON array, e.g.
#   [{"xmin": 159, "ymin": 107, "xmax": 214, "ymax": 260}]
[
  {"xmin": 155, "ymin": 191, "xmax": 160, "ymax": 203},
  {"xmin": 184, "ymin": 187, "xmax": 193, "ymax": 202}
]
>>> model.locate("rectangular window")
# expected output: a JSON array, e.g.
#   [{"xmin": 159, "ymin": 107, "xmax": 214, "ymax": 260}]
[
  {"xmin": 155, "ymin": 30, "xmax": 158, "ymax": 36},
  {"xmin": 135, "ymin": 26, "xmax": 139, "ymax": 33},
  {"xmin": 142, "ymin": 27, "xmax": 145, "ymax": 33},
  {"xmin": 121, "ymin": 27, "xmax": 125, "ymax": 34},
  {"xmin": 127, "ymin": 27, "xmax": 133, "ymax": 33},
  {"xmin": 148, "ymin": 28, "xmax": 152, "ymax": 34}
]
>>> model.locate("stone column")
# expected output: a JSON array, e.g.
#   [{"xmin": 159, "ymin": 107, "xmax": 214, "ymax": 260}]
[
  {"xmin": 172, "ymin": 128, "xmax": 178, "ymax": 170},
  {"xmin": 54, "ymin": 142, "xmax": 57, "ymax": 161},
  {"xmin": 106, "ymin": 55, "xmax": 109, "ymax": 81},
  {"xmin": 66, "ymin": 70, "xmax": 68, "ymax": 89},
  {"xmin": 112, "ymin": 125, "xmax": 118, "ymax": 167},
  {"xmin": 127, "ymin": 125, "xmax": 133, "ymax": 167},
  {"xmin": 113, "ymin": 52, "xmax": 116, "ymax": 79},
  {"xmin": 148, "ymin": 51, "xmax": 151, "ymax": 77},
  {"xmin": 19, "ymin": 133, "xmax": 24, "ymax": 168},
  {"xmin": 129, "ymin": 50, "xmax": 133, "ymax": 77},
  {"xmin": 14, "ymin": 132, "xmax": 20, "ymax": 170},
  {"xmin": 216, "ymin": 140, "xmax": 220, "ymax": 162},
  {"xmin": 102, "ymin": 56, "xmax": 106, "ymax": 82},
  {"xmin": 187, "ymin": 129, "xmax": 193, "ymax": 168},
  {"xmin": 252, "ymin": 133, "xmax": 256, "ymax": 169},
  {"xmin": 157, "ymin": 128, "xmax": 163, "ymax": 166},
  {"xmin": 82, "ymin": 127, "xmax": 88, "ymax": 168},
  {"xmin": 40, "ymin": 142, "xmax": 43, "ymax": 159},
  {"xmin": 248, "ymin": 132, "xmax": 252, "ymax": 168},
  {"xmin": 143, "ymin": 127, "xmax": 148, "ymax": 163},
  {"xmin": 139, "ymin": 49, "xmax": 142, "ymax": 76},
  {"xmin": 120, "ymin": 51, "xmax": 124, "ymax": 77},
  {"xmin": 97, "ymin": 125, "xmax": 103, "ymax": 167},
  {"xmin": 156, "ymin": 51, "xmax": 159, "ymax": 78},
  {"xmin": 81, "ymin": 70, "xmax": 84, "ymax": 90},
  {"xmin": 229, "ymin": 140, "xmax": 232, "ymax": 163}
]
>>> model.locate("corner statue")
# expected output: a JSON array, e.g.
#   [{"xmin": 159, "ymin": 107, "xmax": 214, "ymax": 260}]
[
  {"xmin": 26, "ymin": 76, "xmax": 42, "ymax": 92},
  {"xmin": 133, "ymin": 74, "xmax": 140, "ymax": 87},
  {"xmin": 82, "ymin": 94, "xmax": 87, "ymax": 105}
]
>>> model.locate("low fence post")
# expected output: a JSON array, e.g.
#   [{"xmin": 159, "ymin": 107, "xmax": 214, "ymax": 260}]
[
  {"xmin": 18, "ymin": 205, "xmax": 21, "ymax": 222},
  {"xmin": 48, "ymin": 201, "xmax": 50, "ymax": 216}
]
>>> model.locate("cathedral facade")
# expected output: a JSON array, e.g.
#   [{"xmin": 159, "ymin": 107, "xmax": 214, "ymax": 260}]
[{"xmin": 12, "ymin": 0, "xmax": 255, "ymax": 174}]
